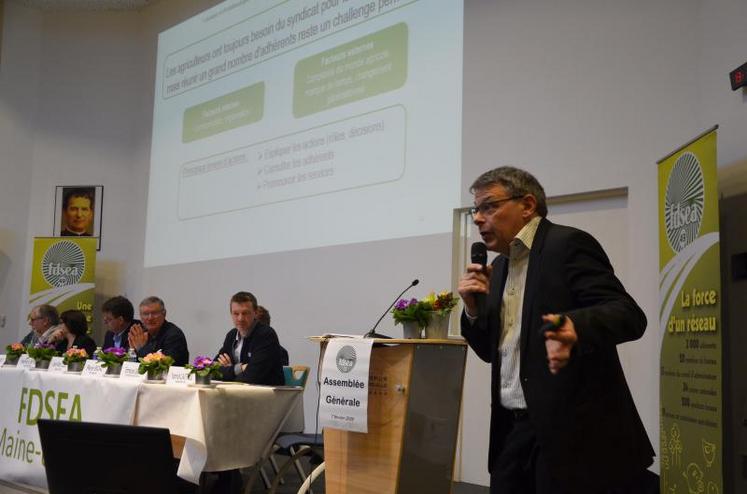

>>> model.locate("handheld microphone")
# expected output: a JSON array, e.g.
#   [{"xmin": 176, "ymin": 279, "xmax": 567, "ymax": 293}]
[
  {"xmin": 365, "ymin": 279, "xmax": 420, "ymax": 338},
  {"xmin": 471, "ymin": 242, "xmax": 488, "ymax": 315}
]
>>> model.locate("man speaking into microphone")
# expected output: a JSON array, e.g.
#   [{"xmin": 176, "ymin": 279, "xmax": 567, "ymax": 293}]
[{"xmin": 458, "ymin": 167, "xmax": 653, "ymax": 493}]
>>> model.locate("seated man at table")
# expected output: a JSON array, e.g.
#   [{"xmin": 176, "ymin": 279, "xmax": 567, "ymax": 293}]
[
  {"xmin": 102, "ymin": 295, "xmax": 139, "ymax": 350},
  {"xmin": 21, "ymin": 304, "xmax": 61, "ymax": 347},
  {"xmin": 215, "ymin": 292, "xmax": 284, "ymax": 385},
  {"xmin": 128, "ymin": 296, "xmax": 189, "ymax": 366}
]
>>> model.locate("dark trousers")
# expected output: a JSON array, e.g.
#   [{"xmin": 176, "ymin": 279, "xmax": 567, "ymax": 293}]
[
  {"xmin": 490, "ymin": 414, "xmax": 565, "ymax": 494},
  {"xmin": 489, "ymin": 414, "xmax": 659, "ymax": 494}
]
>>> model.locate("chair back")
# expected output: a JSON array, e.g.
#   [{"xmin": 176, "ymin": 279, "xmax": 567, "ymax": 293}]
[
  {"xmin": 282, "ymin": 365, "xmax": 310, "ymax": 432},
  {"xmin": 38, "ymin": 419, "xmax": 177, "ymax": 493},
  {"xmin": 284, "ymin": 365, "xmax": 310, "ymax": 387}
]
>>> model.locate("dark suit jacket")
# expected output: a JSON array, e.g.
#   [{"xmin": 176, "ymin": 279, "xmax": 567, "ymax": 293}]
[
  {"xmin": 215, "ymin": 322, "xmax": 284, "ymax": 385},
  {"xmin": 102, "ymin": 320, "xmax": 139, "ymax": 350},
  {"xmin": 135, "ymin": 320, "xmax": 189, "ymax": 366},
  {"xmin": 55, "ymin": 334, "xmax": 97, "ymax": 358},
  {"xmin": 60, "ymin": 228, "xmax": 91, "ymax": 236},
  {"xmin": 461, "ymin": 218, "xmax": 654, "ymax": 491}
]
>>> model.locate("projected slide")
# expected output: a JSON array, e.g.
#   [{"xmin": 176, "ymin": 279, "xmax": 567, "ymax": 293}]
[{"xmin": 146, "ymin": 0, "xmax": 463, "ymax": 267}]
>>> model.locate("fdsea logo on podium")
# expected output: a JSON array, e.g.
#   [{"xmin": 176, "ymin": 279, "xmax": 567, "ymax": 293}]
[{"xmin": 335, "ymin": 345, "xmax": 357, "ymax": 373}]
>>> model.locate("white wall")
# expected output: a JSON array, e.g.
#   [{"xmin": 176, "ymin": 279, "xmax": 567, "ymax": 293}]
[
  {"xmin": 698, "ymin": 0, "xmax": 747, "ymax": 195},
  {"xmin": 0, "ymin": 1, "xmax": 41, "ymax": 347},
  {"xmin": 1, "ymin": 0, "xmax": 746, "ymax": 487},
  {"xmin": 18, "ymin": 11, "xmax": 147, "ymax": 343}
]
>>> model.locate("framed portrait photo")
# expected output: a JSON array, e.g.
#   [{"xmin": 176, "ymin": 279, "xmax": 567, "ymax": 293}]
[{"xmin": 53, "ymin": 185, "xmax": 104, "ymax": 250}]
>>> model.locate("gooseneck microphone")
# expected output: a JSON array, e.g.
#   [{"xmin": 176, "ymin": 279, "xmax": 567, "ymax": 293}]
[
  {"xmin": 365, "ymin": 279, "xmax": 420, "ymax": 338},
  {"xmin": 471, "ymin": 242, "xmax": 488, "ymax": 315}
]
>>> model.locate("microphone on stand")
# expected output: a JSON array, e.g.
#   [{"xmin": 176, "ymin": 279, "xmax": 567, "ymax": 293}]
[
  {"xmin": 471, "ymin": 242, "xmax": 488, "ymax": 316},
  {"xmin": 364, "ymin": 279, "xmax": 420, "ymax": 339}
]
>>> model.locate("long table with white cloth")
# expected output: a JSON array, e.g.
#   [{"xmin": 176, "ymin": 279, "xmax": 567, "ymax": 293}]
[{"xmin": 0, "ymin": 366, "xmax": 301, "ymax": 488}]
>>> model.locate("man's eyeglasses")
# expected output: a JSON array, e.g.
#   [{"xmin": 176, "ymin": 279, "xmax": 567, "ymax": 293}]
[
  {"xmin": 140, "ymin": 311, "xmax": 164, "ymax": 319},
  {"xmin": 29, "ymin": 316, "xmax": 44, "ymax": 322},
  {"xmin": 469, "ymin": 196, "xmax": 523, "ymax": 217}
]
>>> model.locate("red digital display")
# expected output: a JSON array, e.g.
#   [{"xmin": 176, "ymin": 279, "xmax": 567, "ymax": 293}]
[{"xmin": 730, "ymin": 62, "xmax": 747, "ymax": 90}]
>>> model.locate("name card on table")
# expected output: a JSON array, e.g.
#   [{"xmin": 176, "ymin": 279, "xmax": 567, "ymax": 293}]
[
  {"xmin": 0, "ymin": 355, "xmax": 6, "ymax": 366},
  {"xmin": 81, "ymin": 360, "xmax": 106, "ymax": 377},
  {"xmin": 120, "ymin": 361, "xmax": 145, "ymax": 380},
  {"xmin": 48, "ymin": 357, "xmax": 67, "ymax": 373},
  {"xmin": 18, "ymin": 355, "xmax": 36, "ymax": 369},
  {"xmin": 166, "ymin": 366, "xmax": 193, "ymax": 386}
]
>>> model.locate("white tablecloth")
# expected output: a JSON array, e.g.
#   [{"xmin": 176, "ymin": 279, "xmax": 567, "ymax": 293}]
[{"xmin": 0, "ymin": 367, "xmax": 301, "ymax": 487}]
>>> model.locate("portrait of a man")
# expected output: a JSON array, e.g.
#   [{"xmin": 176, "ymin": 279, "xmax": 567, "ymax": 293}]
[
  {"xmin": 54, "ymin": 185, "xmax": 103, "ymax": 249},
  {"xmin": 60, "ymin": 188, "xmax": 94, "ymax": 236}
]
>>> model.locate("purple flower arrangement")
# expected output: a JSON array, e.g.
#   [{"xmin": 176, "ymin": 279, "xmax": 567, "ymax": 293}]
[
  {"xmin": 391, "ymin": 291, "xmax": 459, "ymax": 328},
  {"xmin": 391, "ymin": 297, "xmax": 432, "ymax": 328},
  {"xmin": 185, "ymin": 355, "xmax": 222, "ymax": 378},
  {"xmin": 27, "ymin": 342, "xmax": 58, "ymax": 361},
  {"xmin": 98, "ymin": 346, "xmax": 127, "ymax": 368}
]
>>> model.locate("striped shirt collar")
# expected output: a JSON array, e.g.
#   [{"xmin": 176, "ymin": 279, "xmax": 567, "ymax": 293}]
[{"xmin": 508, "ymin": 216, "xmax": 542, "ymax": 258}]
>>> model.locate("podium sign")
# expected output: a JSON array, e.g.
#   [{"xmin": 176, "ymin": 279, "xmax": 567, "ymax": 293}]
[{"xmin": 319, "ymin": 338, "xmax": 373, "ymax": 433}]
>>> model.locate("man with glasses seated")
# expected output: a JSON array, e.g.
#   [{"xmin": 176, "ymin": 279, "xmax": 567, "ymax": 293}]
[
  {"xmin": 215, "ymin": 291, "xmax": 284, "ymax": 385},
  {"xmin": 21, "ymin": 304, "xmax": 61, "ymax": 347},
  {"xmin": 128, "ymin": 296, "xmax": 189, "ymax": 366},
  {"xmin": 102, "ymin": 296, "xmax": 139, "ymax": 351}
]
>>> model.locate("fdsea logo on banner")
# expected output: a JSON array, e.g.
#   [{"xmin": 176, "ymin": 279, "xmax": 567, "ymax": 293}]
[
  {"xmin": 335, "ymin": 345, "xmax": 357, "ymax": 373},
  {"xmin": 41, "ymin": 240, "xmax": 86, "ymax": 287},
  {"xmin": 0, "ymin": 387, "xmax": 83, "ymax": 466},
  {"xmin": 664, "ymin": 151, "xmax": 705, "ymax": 253},
  {"xmin": 17, "ymin": 387, "xmax": 83, "ymax": 426}
]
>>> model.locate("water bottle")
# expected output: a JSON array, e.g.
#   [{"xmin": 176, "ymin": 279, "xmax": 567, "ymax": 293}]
[
  {"xmin": 127, "ymin": 347, "xmax": 137, "ymax": 362},
  {"xmin": 93, "ymin": 346, "xmax": 102, "ymax": 361}
]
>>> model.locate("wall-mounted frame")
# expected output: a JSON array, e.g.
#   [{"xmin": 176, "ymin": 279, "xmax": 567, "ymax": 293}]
[{"xmin": 53, "ymin": 185, "xmax": 104, "ymax": 251}]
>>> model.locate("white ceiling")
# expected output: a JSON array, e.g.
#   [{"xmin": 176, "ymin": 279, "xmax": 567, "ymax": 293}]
[{"xmin": 10, "ymin": 0, "xmax": 157, "ymax": 11}]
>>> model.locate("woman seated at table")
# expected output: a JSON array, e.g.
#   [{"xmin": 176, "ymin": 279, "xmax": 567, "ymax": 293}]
[{"xmin": 54, "ymin": 310, "xmax": 97, "ymax": 357}]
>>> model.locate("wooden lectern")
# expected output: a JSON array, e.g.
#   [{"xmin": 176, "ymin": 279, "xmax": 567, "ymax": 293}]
[{"xmin": 318, "ymin": 338, "xmax": 467, "ymax": 494}]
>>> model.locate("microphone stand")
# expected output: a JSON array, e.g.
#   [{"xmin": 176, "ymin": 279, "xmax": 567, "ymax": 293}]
[{"xmin": 364, "ymin": 279, "xmax": 419, "ymax": 339}]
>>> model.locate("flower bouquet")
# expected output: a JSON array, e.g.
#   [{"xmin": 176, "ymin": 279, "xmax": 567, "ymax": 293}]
[
  {"xmin": 185, "ymin": 355, "xmax": 222, "ymax": 385},
  {"xmin": 138, "ymin": 351, "xmax": 174, "ymax": 381},
  {"xmin": 62, "ymin": 347, "xmax": 88, "ymax": 372},
  {"xmin": 421, "ymin": 291, "xmax": 458, "ymax": 339},
  {"xmin": 27, "ymin": 342, "xmax": 58, "ymax": 369},
  {"xmin": 392, "ymin": 298, "xmax": 432, "ymax": 329},
  {"xmin": 424, "ymin": 291, "xmax": 459, "ymax": 315},
  {"xmin": 5, "ymin": 343, "xmax": 25, "ymax": 366},
  {"xmin": 98, "ymin": 347, "xmax": 127, "ymax": 375},
  {"xmin": 392, "ymin": 291, "xmax": 459, "ymax": 339}
]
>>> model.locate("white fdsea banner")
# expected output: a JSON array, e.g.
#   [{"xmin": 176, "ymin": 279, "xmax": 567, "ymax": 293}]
[
  {"xmin": 318, "ymin": 338, "xmax": 373, "ymax": 433},
  {"xmin": 0, "ymin": 368, "xmax": 139, "ymax": 488}
]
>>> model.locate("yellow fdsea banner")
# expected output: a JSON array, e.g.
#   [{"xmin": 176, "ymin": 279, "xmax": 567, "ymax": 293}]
[
  {"xmin": 28, "ymin": 237, "xmax": 96, "ymax": 325},
  {"xmin": 658, "ymin": 128, "xmax": 721, "ymax": 494}
]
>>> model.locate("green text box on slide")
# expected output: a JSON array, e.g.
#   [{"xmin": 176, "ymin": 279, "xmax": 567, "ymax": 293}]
[
  {"xmin": 182, "ymin": 82, "xmax": 265, "ymax": 143},
  {"xmin": 293, "ymin": 23, "xmax": 408, "ymax": 118}
]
